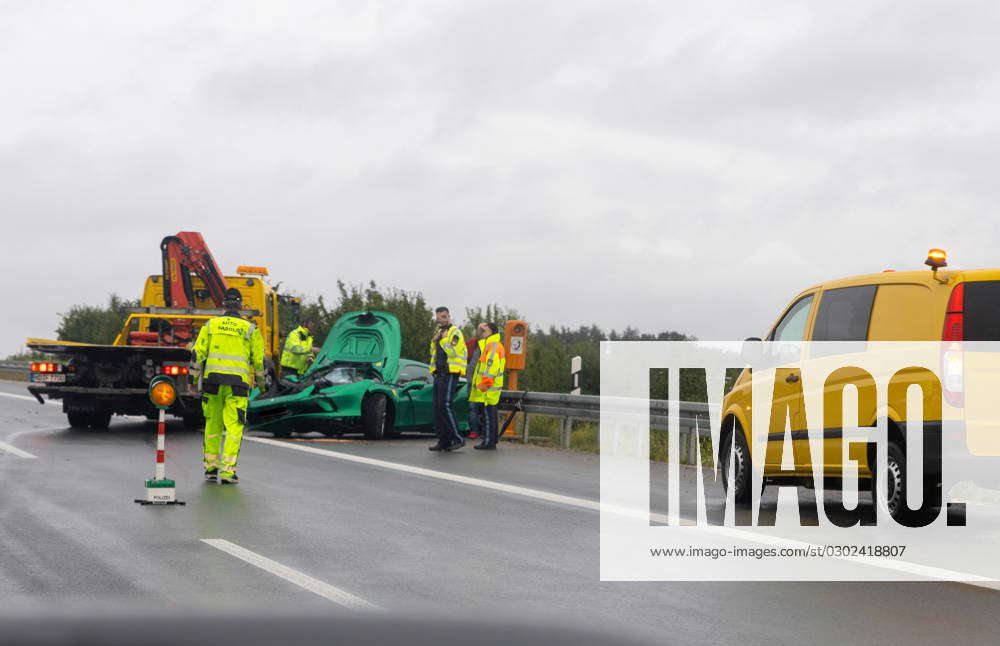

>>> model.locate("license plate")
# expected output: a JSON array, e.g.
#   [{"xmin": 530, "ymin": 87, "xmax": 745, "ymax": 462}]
[{"xmin": 31, "ymin": 374, "xmax": 66, "ymax": 383}]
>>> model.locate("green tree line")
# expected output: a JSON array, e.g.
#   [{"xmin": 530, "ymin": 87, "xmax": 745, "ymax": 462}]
[
  {"xmin": 17, "ymin": 283, "xmax": 734, "ymax": 398},
  {"xmin": 57, "ymin": 294, "xmax": 139, "ymax": 345}
]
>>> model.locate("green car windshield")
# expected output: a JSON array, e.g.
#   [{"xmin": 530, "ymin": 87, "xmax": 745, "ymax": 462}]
[{"xmin": 313, "ymin": 365, "xmax": 379, "ymax": 386}]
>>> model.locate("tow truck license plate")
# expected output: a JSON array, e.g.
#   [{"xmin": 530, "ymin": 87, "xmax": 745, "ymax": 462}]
[{"xmin": 31, "ymin": 374, "xmax": 65, "ymax": 383}]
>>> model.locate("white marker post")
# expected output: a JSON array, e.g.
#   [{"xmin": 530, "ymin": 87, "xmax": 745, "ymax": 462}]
[
  {"xmin": 135, "ymin": 376, "xmax": 185, "ymax": 506},
  {"xmin": 570, "ymin": 355, "xmax": 582, "ymax": 395}
]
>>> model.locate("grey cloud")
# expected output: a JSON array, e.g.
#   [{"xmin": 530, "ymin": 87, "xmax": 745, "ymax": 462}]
[{"xmin": 3, "ymin": 1, "xmax": 1000, "ymax": 355}]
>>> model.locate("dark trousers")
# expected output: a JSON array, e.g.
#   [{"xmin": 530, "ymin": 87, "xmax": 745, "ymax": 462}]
[
  {"xmin": 481, "ymin": 403, "xmax": 500, "ymax": 446},
  {"xmin": 468, "ymin": 401, "xmax": 484, "ymax": 438},
  {"xmin": 433, "ymin": 373, "xmax": 461, "ymax": 446}
]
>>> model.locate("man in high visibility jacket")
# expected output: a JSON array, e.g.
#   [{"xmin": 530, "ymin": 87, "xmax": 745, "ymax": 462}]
[
  {"xmin": 470, "ymin": 322, "xmax": 505, "ymax": 450},
  {"xmin": 428, "ymin": 306, "xmax": 467, "ymax": 452},
  {"xmin": 280, "ymin": 319, "xmax": 320, "ymax": 378},
  {"xmin": 189, "ymin": 288, "xmax": 265, "ymax": 484}
]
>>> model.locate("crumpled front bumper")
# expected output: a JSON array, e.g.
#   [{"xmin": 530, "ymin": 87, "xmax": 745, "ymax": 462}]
[{"xmin": 248, "ymin": 387, "xmax": 364, "ymax": 433}]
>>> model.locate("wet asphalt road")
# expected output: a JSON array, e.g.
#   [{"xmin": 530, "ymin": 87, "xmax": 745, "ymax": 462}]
[{"xmin": 1, "ymin": 379, "xmax": 998, "ymax": 645}]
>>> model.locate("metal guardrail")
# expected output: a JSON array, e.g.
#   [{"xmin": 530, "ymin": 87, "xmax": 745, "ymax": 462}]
[
  {"xmin": 0, "ymin": 361, "xmax": 29, "ymax": 383},
  {"xmin": 498, "ymin": 390, "xmax": 713, "ymax": 461}
]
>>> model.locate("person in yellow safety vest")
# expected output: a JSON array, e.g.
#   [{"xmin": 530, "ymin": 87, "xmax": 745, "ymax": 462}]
[
  {"xmin": 189, "ymin": 288, "xmax": 265, "ymax": 484},
  {"xmin": 280, "ymin": 319, "xmax": 321, "ymax": 378},
  {"xmin": 427, "ymin": 306, "xmax": 468, "ymax": 452},
  {"xmin": 470, "ymin": 322, "xmax": 505, "ymax": 450}
]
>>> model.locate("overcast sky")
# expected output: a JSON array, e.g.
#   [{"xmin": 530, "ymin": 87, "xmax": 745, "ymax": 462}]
[{"xmin": 3, "ymin": 0, "xmax": 1000, "ymax": 355}]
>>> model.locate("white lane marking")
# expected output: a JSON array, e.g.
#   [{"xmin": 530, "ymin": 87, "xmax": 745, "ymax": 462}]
[
  {"xmin": 0, "ymin": 391, "xmax": 41, "ymax": 403},
  {"xmin": 0, "ymin": 441, "xmax": 36, "ymax": 458},
  {"xmin": 245, "ymin": 436, "xmax": 600, "ymax": 511},
  {"xmin": 5, "ymin": 426, "xmax": 69, "ymax": 443},
  {"xmin": 249, "ymin": 436, "xmax": 1000, "ymax": 589},
  {"xmin": 201, "ymin": 539, "xmax": 380, "ymax": 611}
]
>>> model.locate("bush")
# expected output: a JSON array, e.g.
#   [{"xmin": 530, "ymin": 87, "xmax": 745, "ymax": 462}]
[{"xmin": 56, "ymin": 294, "xmax": 137, "ymax": 344}]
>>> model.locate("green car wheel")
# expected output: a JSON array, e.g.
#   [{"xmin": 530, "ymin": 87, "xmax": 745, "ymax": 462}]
[{"xmin": 363, "ymin": 393, "xmax": 390, "ymax": 440}]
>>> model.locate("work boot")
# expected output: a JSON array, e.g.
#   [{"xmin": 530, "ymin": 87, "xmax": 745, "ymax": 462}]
[
  {"xmin": 473, "ymin": 442, "xmax": 489, "ymax": 450},
  {"xmin": 445, "ymin": 438, "xmax": 465, "ymax": 452},
  {"xmin": 204, "ymin": 468, "xmax": 218, "ymax": 481},
  {"xmin": 428, "ymin": 443, "xmax": 447, "ymax": 451},
  {"xmin": 220, "ymin": 473, "xmax": 239, "ymax": 485}
]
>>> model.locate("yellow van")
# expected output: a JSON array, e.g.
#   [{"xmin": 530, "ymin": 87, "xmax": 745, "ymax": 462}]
[{"xmin": 719, "ymin": 250, "xmax": 1000, "ymax": 522}]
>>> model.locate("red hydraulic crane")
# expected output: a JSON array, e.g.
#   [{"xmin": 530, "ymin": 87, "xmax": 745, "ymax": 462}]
[
  {"xmin": 126, "ymin": 232, "xmax": 232, "ymax": 347},
  {"xmin": 160, "ymin": 232, "xmax": 230, "ymax": 308}
]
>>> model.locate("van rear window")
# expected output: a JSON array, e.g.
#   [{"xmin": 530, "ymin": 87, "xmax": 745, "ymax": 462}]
[
  {"xmin": 812, "ymin": 285, "xmax": 876, "ymax": 341},
  {"xmin": 964, "ymin": 281, "xmax": 1000, "ymax": 341}
]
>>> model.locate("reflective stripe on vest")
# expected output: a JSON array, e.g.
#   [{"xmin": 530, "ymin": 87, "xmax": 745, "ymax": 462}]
[
  {"xmin": 281, "ymin": 326, "xmax": 313, "ymax": 371},
  {"xmin": 472, "ymin": 335, "xmax": 505, "ymax": 393},
  {"xmin": 429, "ymin": 324, "xmax": 467, "ymax": 374},
  {"xmin": 196, "ymin": 315, "xmax": 259, "ymax": 386},
  {"xmin": 209, "ymin": 352, "xmax": 252, "ymax": 363},
  {"xmin": 204, "ymin": 363, "xmax": 249, "ymax": 376}
]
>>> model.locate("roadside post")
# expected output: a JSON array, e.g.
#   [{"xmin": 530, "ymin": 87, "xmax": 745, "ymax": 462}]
[
  {"xmin": 563, "ymin": 355, "xmax": 582, "ymax": 447},
  {"xmin": 570, "ymin": 355, "xmax": 581, "ymax": 395},
  {"xmin": 503, "ymin": 320, "xmax": 528, "ymax": 437},
  {"xmin": 135, "ymin": 376, "xmax": 185, "ymax": 506}
]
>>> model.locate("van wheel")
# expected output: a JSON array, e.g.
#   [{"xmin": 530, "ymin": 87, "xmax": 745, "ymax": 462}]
[
  {"xmin": 362, "ymin": 393, "xmax": 390, "ymax": 440},
  {"xmin": 871, "ymin": 441, "xmax": 938, "ymax": 525},
  {"xmin": 720, "ymin": 423, "xmax": 761, "ymax": 504}
]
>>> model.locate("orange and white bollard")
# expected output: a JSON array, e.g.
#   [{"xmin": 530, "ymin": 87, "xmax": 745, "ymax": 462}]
[{"xmin": 135, "ymin": 377, "xmax": 185, "ymax": 506}]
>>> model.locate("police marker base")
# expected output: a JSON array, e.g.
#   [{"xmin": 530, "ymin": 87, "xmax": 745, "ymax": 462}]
[{"xmin": 135, "ymin": 478, "xmax": 186, "ymax": 505}]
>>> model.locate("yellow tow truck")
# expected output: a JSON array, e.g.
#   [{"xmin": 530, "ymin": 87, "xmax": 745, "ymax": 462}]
[{"xmin": 26, "ymin": 232, "xmax": 297, "ymax": 429}]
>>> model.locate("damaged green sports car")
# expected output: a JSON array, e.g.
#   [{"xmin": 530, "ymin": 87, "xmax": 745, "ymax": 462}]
[{"xmin": 248, "ymin": 310, "xmax": 470, "ymax": 439}]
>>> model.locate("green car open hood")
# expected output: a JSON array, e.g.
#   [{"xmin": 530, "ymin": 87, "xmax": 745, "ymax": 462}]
[{"xmin": 307, "ymin": 311, "xmax": 401, "ymax": 383}]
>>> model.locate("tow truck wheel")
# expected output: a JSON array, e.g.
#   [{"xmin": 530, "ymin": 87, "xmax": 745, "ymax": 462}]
[
  {"xmin": 182, "ymin": 413, "xmax": 203, "ymax": 430},
  {"xmin": 362, "ymin": 393, "xmax": 390, "ymax": 440},
  {"xmin": 90, "ymin": 411, "xmax": 112, "ymax": 430},
  {"xmin": 67, "ymin": 411, "xmax": 90, "ymax": 429}
]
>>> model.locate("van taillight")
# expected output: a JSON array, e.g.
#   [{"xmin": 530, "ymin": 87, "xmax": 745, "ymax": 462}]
[
  {"xmin": 942, "ymin": 283, "xmax": 965, "ymax": 342},
  {"xmin": 942, "ymin": 283, "xmax": 965, "ymax": 406}
]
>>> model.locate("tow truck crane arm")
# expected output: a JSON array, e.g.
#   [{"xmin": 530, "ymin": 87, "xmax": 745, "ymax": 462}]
[
  {"xmin": 148, "ymin": 232, "xmax": 231, "ymax": 346},
  {"xmin": 160, "ymin": 232, "xmax": 230, "ymax": 308}
]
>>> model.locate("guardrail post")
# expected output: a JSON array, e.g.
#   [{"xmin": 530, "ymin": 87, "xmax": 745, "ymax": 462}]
[
  {"xmin": 522, "ymin": 413, "xmax": 531, "ymax": 443},
  {"xmin": 562, "ymin": 417, "xmax": 573, "ymax": 448},
  {"xmin": 688, "ymin": 416, "xmax": 702, "ymax": 466}
]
